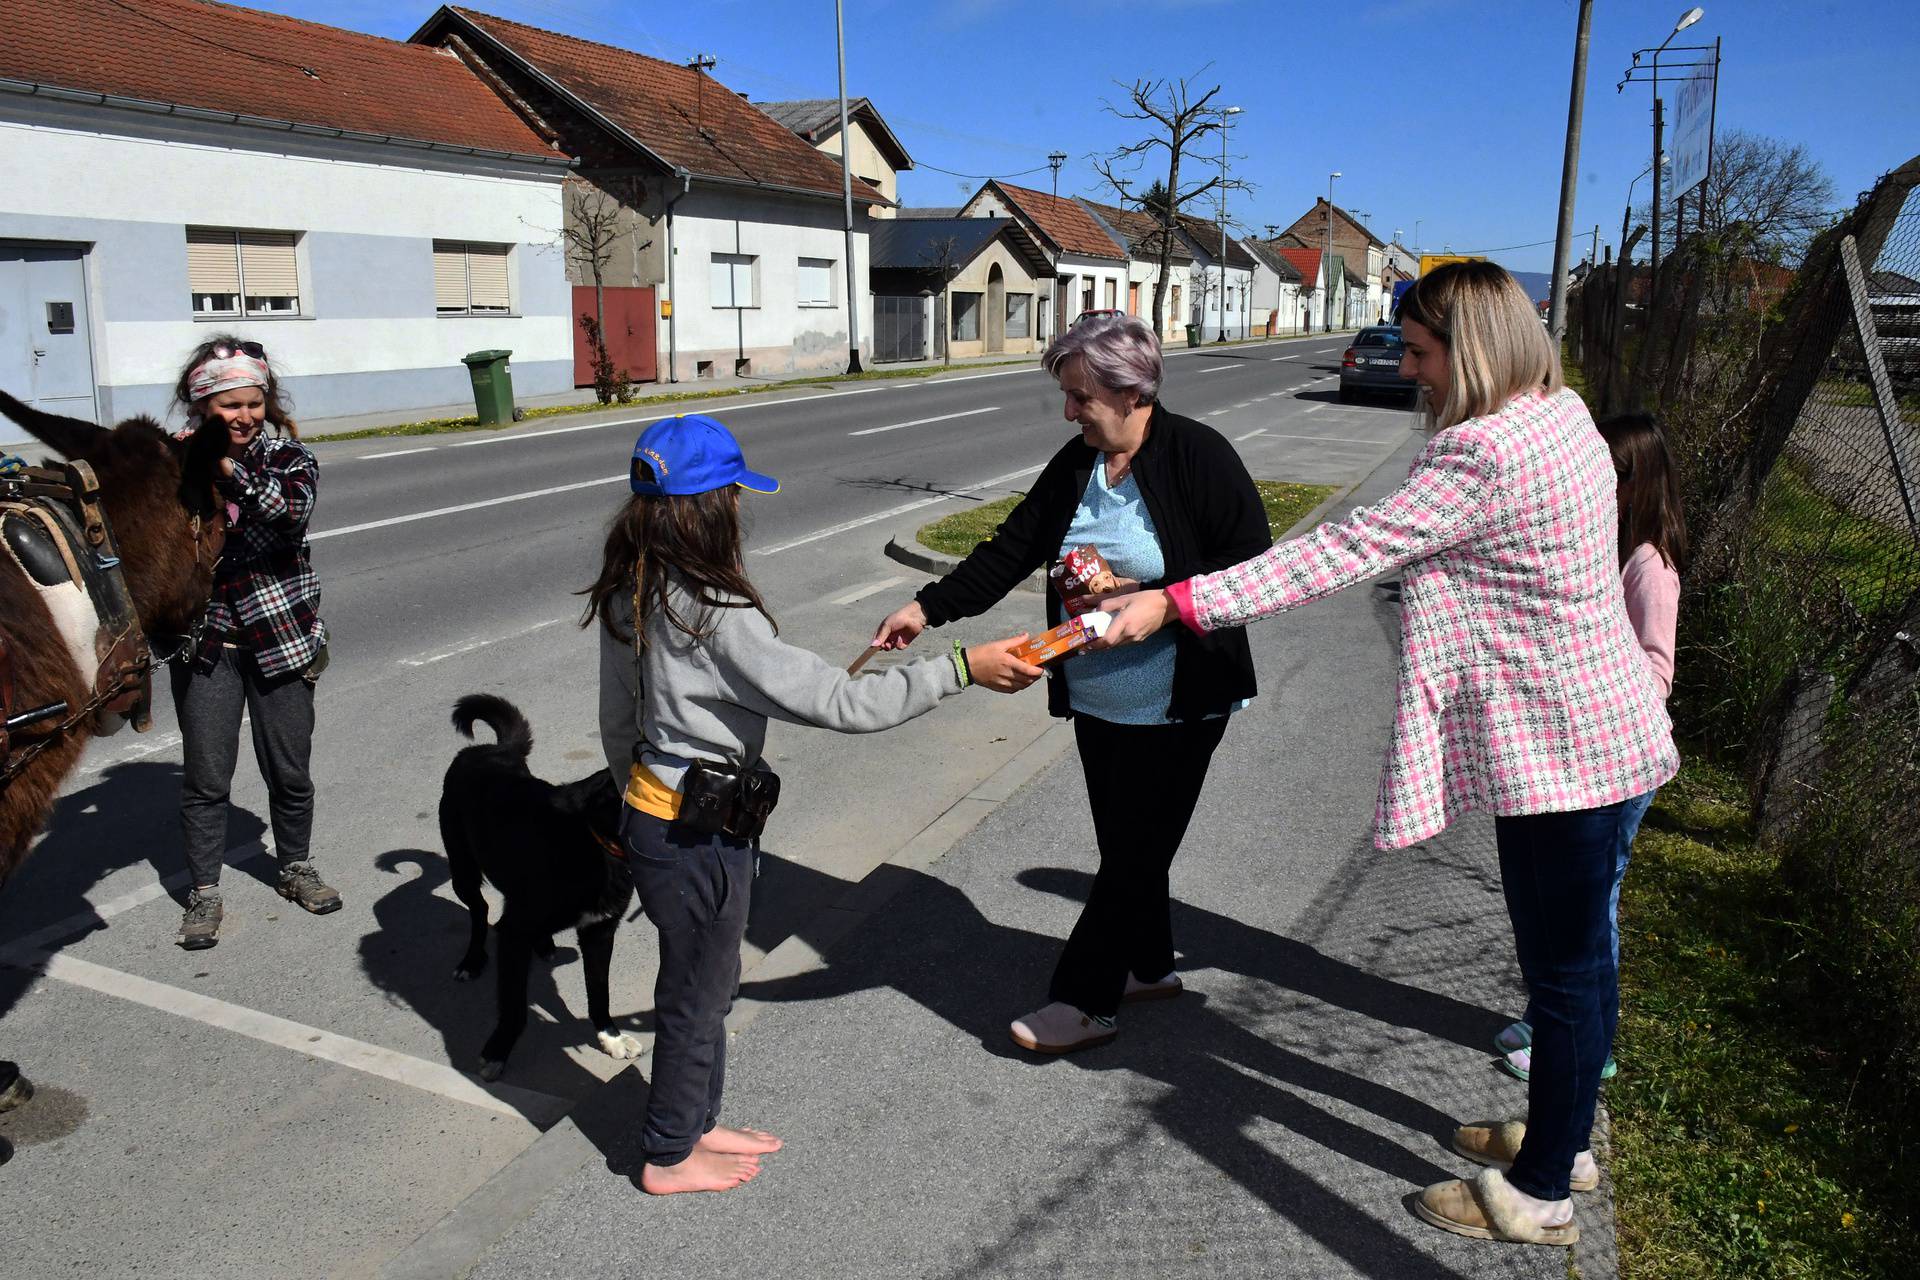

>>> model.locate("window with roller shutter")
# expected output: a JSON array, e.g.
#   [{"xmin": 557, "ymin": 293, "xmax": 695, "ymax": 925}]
[
  {"xmin": 433, "ymin": 242, "xmax": 513, "ymax": 315},
  {"xmin": 188, "ymin": 226, "xmax": 300, "ymax": 317}
]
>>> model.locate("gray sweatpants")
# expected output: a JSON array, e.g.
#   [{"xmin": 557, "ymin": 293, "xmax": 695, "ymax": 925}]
[{"xmin": 169, "ymin": 646, "xmax": 317, "ymax": 888}]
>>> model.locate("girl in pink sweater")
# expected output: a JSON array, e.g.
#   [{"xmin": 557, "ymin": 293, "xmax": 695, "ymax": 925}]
[{"xmin": 1496, "ymin": 412, "xmax": 1687, "ymax": 1081}]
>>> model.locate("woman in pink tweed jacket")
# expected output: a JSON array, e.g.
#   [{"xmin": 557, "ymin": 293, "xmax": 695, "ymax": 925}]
[{"xmin": 1101, "ymin": 262, "xmax": 1677, "ymax": 1247}]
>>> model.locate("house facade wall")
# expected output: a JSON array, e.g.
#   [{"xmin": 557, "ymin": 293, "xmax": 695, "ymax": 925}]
[
  {"xmin": 1124, "ymin": 254, "xmax": 1191, "ymax": 342},
  {"xmin": 940, "ymin": 237, "xmax": 1046, "ymax": 358},
  {"xmin": 1184, "ymin": 251, "xmax": 1253, "ymax": 341},
  {"xmin": 817, "ymin": 119, "xmax": 898, "ymax": 216},
  {"xmin": 660, "ymin": 185, "xmax": 870, "ymax": 381},
  {"xmin": 0, "ymin": 96, "xmax": 571, "ymax": 436}
]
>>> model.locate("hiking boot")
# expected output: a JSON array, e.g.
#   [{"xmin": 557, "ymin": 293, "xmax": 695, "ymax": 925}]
[
  {"xmin": 0, "ymin": 1060, "xmax": 33, "ymax": 1115},
  {"xmin": 178, "ymin": 889, "xmax": 223, "ymax": 950},
  {"xmin": 277, "ymin": 862, "xmax": 342, "ymax": 915}
]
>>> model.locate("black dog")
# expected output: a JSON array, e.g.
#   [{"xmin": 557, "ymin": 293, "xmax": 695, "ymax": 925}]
[{"xmin": 440, "ymin": 694, "xmax": 635, "ymax": 1081}]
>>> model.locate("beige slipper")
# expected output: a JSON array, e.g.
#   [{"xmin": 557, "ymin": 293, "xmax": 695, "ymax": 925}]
[
  {"xmin": 1451, "ymin": 1121, "xmax": 1599, "ymax": 1192},
  {"xmin": 1414, "ymin": 1168, "xmax": 1579, "ymax": 1245},
  {"xmin": 1009, "ymin": 1002, "xmax": 1117, "ymax": 1054},
  {"xmin": 1122, "ymin": 971, "xmax": 1183, "ymax": 1003}
]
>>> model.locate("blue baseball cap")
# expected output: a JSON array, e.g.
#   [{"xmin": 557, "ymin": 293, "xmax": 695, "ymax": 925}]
[{"xmin": 629, "ymin": 414, "xmax": 779, "ymax": 497}]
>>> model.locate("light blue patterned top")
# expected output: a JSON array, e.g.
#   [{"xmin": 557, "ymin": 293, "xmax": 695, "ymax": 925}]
[{"xmin": 1060, "ymin": 464, "xmax": 1184, "ymax": 724}]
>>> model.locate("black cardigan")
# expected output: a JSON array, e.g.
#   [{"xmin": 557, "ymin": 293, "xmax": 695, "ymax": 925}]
[{"xmin": 915, "ymin": 402, "xmax": 1270, "ymax": 721}]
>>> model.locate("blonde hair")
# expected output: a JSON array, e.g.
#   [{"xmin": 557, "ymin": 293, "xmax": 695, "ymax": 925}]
[{"xmin": 1399, "ymin": 262, "xmax": 1562, "ymax": 430}]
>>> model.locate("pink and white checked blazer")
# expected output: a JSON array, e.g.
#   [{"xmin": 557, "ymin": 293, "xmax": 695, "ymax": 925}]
[{"xmin": 1173, "ymin": 387, "xmax": 1677, "ymax": 849}]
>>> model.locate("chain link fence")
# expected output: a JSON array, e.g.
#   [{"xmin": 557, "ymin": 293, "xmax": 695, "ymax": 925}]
[{"xmin": 1571, "ymin": 153, "xmax": 1920, "ymax": 1139}]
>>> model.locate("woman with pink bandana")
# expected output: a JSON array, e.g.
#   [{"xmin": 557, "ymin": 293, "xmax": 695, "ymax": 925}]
[{"xmin": 168, "ymin": 336, "xmax": 338, "ymax": 951}]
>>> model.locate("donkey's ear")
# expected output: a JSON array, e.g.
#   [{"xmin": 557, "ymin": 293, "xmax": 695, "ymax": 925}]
[{"xmin": 0, "ymin": 387, "xmax": 107, "ymax": 459}]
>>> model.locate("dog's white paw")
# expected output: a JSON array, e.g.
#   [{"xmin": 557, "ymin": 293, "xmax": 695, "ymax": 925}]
[
  {"xmin": 596, "ymin": 1030, "xmax": 642, "ymax": 1061},
  {"xmin": 478, "ymin": 1058, "xmax": 505, "ymax": 1082}
]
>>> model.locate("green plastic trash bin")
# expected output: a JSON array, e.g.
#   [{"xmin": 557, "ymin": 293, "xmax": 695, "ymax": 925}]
[
  {"xmin": 461, "ymin": 349, "xmax": 516, "ymax": 425},
  {"xmin": 1185, "ymin": 324, "xmax": 1201, "ymax": 348}
]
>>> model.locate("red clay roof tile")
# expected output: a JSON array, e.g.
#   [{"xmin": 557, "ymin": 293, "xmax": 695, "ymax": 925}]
[
  {"xmin": 0, "ymin": 0, "xmax": 556, "ymax": 158},
  {"xmin": 446, "ymin": 8, "xmax": 880, "ymax": 202},
  {"xmin": 986, "ymin": 182, "xmax": 1127, "ymax": 262}
]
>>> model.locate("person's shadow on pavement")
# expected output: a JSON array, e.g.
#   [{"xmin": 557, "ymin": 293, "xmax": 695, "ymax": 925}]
[{"xmin": 738, "ymin": 862, "xmax": 1492, "ymax": 1280}]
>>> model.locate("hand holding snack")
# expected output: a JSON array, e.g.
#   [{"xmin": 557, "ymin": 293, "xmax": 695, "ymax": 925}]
[
  {"xmin": 1061, "ymin": 574, "xmax": 1141, "ymax": 616},
  {"xmin": 965, "ymin": 635, "xmax": 1045, "ymax": 693},
  {"xmin": 1007, "ymin": 611, "xmax": 1113, "ymax": 666},
  {"xmin": 1089, "ymin": 589, "xmax": 1175, "ymax": 650}
]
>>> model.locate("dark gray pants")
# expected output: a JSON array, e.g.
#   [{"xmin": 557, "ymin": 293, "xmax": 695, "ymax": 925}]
[
  {"xmin": 169, "ymin": 646, "xmax": 316, "ymax": 887},
  {"xmin": 621, "ymin": 806, "xmax": 754, "ymax": 1168}
]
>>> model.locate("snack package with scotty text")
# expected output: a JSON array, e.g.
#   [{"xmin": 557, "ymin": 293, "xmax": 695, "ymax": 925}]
[
  {"xmin": 1050, "ymin": 544, "xmax": 1118, "ymax": 602},
  {"xmin": 1008, "ymin": 610, "xmax": 1113, "ymax": 666}
]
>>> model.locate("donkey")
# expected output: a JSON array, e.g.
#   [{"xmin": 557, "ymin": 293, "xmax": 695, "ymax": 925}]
[{"xmin": 1, "ymin": 389, "xmax": 228, "ymax": 1146}]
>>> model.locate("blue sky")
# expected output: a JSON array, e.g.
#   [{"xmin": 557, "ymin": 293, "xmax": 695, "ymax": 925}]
[{"xmin": 260, "ymin": 0, "xmax": 1916, "ymax": 273}]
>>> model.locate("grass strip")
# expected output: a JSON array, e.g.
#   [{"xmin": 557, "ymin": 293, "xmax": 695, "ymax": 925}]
[
  {"xmin": 1610, "ymin": 754, "xmax": 1908, "ymax": 1279},
  {"xmin": 914, "ymin": 479, "xmax": 1338, "ymax": 560}
]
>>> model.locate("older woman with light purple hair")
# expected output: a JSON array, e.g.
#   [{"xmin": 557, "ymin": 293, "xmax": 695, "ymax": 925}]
[{"xmin": 871, "ymin": 313, "xmax": 1269, "ymax": 1053}]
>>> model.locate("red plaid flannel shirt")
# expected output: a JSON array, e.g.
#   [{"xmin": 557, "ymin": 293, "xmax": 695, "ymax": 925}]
[{"xmin": 193, "ymin": 434, "xmax": 326, "ymax": 679}]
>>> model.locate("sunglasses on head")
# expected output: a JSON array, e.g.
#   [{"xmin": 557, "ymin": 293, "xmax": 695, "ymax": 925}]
[{"xmin": 211, "ymin": 341, "xmax": 266, "ymax": 360}]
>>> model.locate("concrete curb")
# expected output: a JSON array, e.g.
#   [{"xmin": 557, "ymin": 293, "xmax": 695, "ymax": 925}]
[
  {"xmin": 377, "ymin": 719, "xmax": 1077, "ymax": 1280},
  {"xmin": 882, "ymin": 531, "xmax": 1047, "ymax": 592}
]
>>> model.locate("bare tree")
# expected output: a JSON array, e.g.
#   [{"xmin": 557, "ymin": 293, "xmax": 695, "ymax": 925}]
[
  {"xmin": 1093, "ymin": 72, "xmax": 1245, "ymax": 335},
  {"xmin": 557, "ymin": 176, "xmax": 652, "ymax": 403},
  {"xmin": 1638, "ymin": 129, "xmax": 1837, "ymax": 267},
  {"xmin": 920, "ymin": 234, "xmax": 964, "ymax": 365}
]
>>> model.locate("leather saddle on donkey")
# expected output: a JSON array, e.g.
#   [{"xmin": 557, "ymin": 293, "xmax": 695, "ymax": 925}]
[{"xmin": 1, "ymin": 458, "xmax": 154, "ymax": 775}]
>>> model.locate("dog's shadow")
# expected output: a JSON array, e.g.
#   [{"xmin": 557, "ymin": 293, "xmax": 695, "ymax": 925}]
[{"xmin": 356, "ymin": 848, "xmax": 627, "ymax": 1112}]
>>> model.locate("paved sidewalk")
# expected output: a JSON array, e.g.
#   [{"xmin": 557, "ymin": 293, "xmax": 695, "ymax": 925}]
[{"xmin": 383, "ymin": 433, "xmax": 1618, "ymax": 1280}]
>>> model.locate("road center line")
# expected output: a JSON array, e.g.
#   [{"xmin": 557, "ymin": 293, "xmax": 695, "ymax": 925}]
[
  {"xmin": 1, "ymin": 946, "xmax": 568, "ymax": 1125},
  {"xmin": 754, "ymin": 465, "xmax": 1044, "ymax": 556},
  {"xmin": 848, "ymin": 406, "xmax": 999, "ymax": 438},
  {"xmin": 310, "ymin": 474, "xmax": 626, "ymax": 541},
  {"xmin": 1194, "ymin": 364, "xmax": 1234, "ymax": 374},
  {"xmin": 829, "ymin": 576, "xmax": 906, "ymax": 606},
  {"xmin": 1235, "ymin": 428, "xmax": 1267, "ymax": 441},
  {"xmin": 360, "ymin": 447, "xmax": 439, "ymax": 459},
  {"xmin": 398, "ymin": 617, "xmax": 566, "ymax": 667}
]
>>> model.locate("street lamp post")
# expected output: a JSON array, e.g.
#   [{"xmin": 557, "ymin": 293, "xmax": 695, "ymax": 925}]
[
  {"xmin": 1619, "ymin": 7, "xmax": 1706, "ymax": 274},
  {"xmin": 1215, "ymin": 106, "xmax": 1241, "ymax": 341},
  {"xmin": 833, "ymin": 0, "xmax": 862, "ymax": 373},
  {"xmin": 1047, "ymin": 151, "xmax": 1067, "ymax": 341},
  {"xmin": 1324, "ymin": 172, "xmax": 1340, "ymax": 332}
]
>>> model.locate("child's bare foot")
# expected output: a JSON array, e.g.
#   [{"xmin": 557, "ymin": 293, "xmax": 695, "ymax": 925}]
[
  {"xmin": 640, "ymin": 1148, "xmax": 761, "ymax": 1195},
  {"xmin": 698, "ymin": 1124, "xmax": 783, "ymax": 1155}
]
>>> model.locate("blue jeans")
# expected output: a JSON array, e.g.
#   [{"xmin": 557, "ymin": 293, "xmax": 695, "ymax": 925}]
[
  {"xmin": 621, "ymin": 806, "xmax": 756, "ymax": 1167},
  {"xmin": 1495, "ymin": 793, "xmax": 1653, "ymax": 1201},
  {"xmin": 1520, "ymin": 788, "xmax": 1654, "ymax": 1030}
]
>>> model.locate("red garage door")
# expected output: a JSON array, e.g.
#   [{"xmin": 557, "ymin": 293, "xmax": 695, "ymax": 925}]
[{"xmin": 572, "ymin": 285, "xmax": 657, "ymax": 386}]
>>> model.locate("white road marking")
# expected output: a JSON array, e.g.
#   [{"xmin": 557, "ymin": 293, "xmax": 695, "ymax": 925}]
[
  {"xmin": 1303, "ymin": 403, "xmax": 1329, "ymax": 414},
  {"xmin": 754, "ymin": 465, "xmax": 1044, "ymax": 556},
  {"xmin": 1232, "ymin": 402, "xmax": 1254, "ymax": 409},
  {"xmin": 1235, "ymin": 429, "xmax": 1268, "ymax": 442},
  {"xmin": 360, "ymin": 447, "xmax": 439, "ymax": 459},
  {"xmin": 78, "ymin": 728, "xmax": 186, "ymax": 776},
  {"xmin": 398, "ymin": 617, "xmax": 565, "ymax": 667},
  {"xmin": 829, "ymin": 576, "xmax": 906, "ymax": 606},
  {"xmin": 1, "ymin": 947, "xmax": 568, "ymax": 1125},
  {"xmin": 1270, "ymin": 355, "xmax": 1298, "ymax": 361},
  {"xmin": 310, "ymin": 474, "xmax": 625, "ymax": 541},
  {"xmin": 0, "ymin": 840, "xmax": 272, "ymax": 954},
  {"xmin": 848, "ymin": 406, "xmax": 999, "ymax": 438},
  {"xmin": 1261, "ymin": 432, "xmax": 1407, "ymax": 445},
  {"xmin": 1194, "ymin": 364, "xmax": 1234, "ymax": 374}
]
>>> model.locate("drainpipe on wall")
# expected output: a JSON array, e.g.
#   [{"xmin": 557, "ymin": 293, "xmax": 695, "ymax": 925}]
[{"xmin": 664, "ymin": 166, "xmax": 691, "ymax": 383}]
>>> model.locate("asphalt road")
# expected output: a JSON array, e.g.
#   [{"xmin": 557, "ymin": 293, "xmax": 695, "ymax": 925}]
[{"xmin": 0, "ymin": 332, "xmax": 1420, "ymax": 1278}]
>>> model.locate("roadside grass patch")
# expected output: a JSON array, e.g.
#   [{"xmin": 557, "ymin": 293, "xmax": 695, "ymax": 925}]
[
  {"xmin": 1611, "ymin": 754, "xmax": 1909, "ymax": 1279},
  {"xmin": 914, "ymin": 479, "xmax": 1339, "ymax": 559}
]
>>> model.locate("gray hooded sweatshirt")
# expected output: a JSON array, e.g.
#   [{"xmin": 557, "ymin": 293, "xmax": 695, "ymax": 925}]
[{"xmin": 599, "ymin": 579, "xmax": 964, "ymax": 791}]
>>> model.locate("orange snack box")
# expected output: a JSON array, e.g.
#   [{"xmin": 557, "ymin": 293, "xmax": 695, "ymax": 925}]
[{"xmin": 1008, "ymin": 611, "xmax": 1113, "ymax": 666}]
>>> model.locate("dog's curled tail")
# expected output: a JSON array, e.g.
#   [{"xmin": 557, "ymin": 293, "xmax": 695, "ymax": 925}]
[{"xmin": 451, "ymin": 693, "xmax": 533, "ymax": 758}]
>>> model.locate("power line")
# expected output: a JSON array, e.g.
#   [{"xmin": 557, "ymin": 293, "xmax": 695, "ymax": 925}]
[{"xmin": 913, "ymin": 159, "xmax": 1057, "ymax": 181}]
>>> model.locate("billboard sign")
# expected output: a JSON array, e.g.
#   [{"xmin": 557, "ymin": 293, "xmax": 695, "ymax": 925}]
[
  {"xmin": 1418, "ymin": 254, "xmax": 1483, "ymax": 275},
  {"xmin": 1669, "ymin": 60, "xmax": 1717, "ymax": 197}
]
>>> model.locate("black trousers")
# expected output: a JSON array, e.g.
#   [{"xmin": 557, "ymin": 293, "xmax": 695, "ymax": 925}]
[
  {"xmin": 1048, "ymin": 714, "xmax": 1229, "ymax": 1019},
  {"xmin": 622, "ymin": 806, "xmax": 755, "ymax": 1167}
]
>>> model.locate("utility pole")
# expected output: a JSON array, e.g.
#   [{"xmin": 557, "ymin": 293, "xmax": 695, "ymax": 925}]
[
  {"xmin": 1547, "ymin": 0, "xmax": 1594, "ymax": 342},
  {"xmin": 1216, "ymin": 107, "xmax": 1241, "ymax": 341},
  {"xmin": 1325, "ymin": 172, "xmax": 1340, "ymax": 332},
  {"xmin": 833, "ymin": 1, "xmax": 863, "ymax": 373},
  {"xmin": 1047, "ymin": 151, "xmax": 1067, "ymax": 342}
]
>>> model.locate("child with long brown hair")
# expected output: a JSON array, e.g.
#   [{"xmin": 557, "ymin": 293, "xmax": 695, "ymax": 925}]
[
  {"xmin": 583, "ymin": 413, "xmax": 1040, "ymax": 1195},
  {"xmin": 1494, "ymin": 411, "xmax": 1687, "ymax": 1083}
]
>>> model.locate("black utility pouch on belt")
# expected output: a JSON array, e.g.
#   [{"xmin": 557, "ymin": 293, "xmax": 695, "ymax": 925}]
[{"xmin": 678, "ymin": 759, "xmax": 782, "ymax": 840}]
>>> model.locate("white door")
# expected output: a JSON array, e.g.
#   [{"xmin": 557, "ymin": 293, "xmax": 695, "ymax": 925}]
[{"xmin": 1, "ymin": 243, "xmax": 98, "ymax": 442}]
